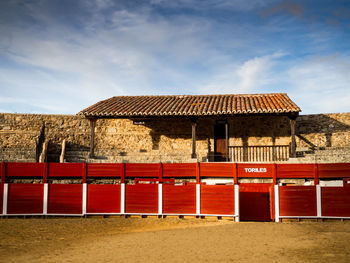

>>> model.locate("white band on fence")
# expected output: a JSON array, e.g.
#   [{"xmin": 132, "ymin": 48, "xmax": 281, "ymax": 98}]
[
  {"xmin": 316, "ymin": 185, "xmax": 322, "ymax": 217},
  {"xmin": 274, "ymin": 185, "xmax": 280, "ymax": 222},
  {"xmin": 3, "ymin": 184, "xmax": 8, "ymax": 215},
  {"xmin": 43, "ymin": 183, "xmax": 48, "ymax": 215},
  {"xmin": 158, "ymin": 184, "xmax": 163, "ymax": 215},
  {"xmin": 120, "ymin": 183, "xmax": 125, "ymax": 214},
  {"xmin": 234, "ymin": 184, "xmax": 240, "ymax": 222},
  {"xmin": 196, "ymin": 184, "xmax": 201, "ymax": 215}
]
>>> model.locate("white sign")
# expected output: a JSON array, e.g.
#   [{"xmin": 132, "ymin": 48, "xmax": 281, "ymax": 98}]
[{"xmin": 244, "ymin": 168, "xmax": 267, "ymax": 173}]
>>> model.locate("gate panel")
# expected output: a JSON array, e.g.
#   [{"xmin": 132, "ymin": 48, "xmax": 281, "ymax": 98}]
[
  {"xmin": 163, "ymin": 184, "xmax": 196, "ymax": 214},
  {"xmin": 48, "ymin": 184, "xmax": 82, "ymax": 214},
  {"xmin": 125, "ymin": 184, "xmax": 158, "ymax": 213},
  {"xmin": 87, "ymin": 184, "xmax": 121, "ymax": 213},
  {"xmin": 279, "ymin": 186, "xmax": 317, "ymax": 216},
  {"xmin": 201, "ymin": 185, "xmax": 234, "ymax": 215},
  {"xmin": 7, "ymin": 184, "xmax": 44, "ymax": 214},
  {"xmin": 239, "ymin": 184, "xmax": 272, "ymax": 221},
  {"xmin": 321, "ymin": 187, "xmax": 350, "ymax": 217}
]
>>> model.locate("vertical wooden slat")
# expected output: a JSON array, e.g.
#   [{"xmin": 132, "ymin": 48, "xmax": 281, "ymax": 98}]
[
  {"xmin": 196, "ymin": 163, "xmax": 200, "ymax": 183},
  {"xmin": 191, "ymin": 120, "xmax": 197, "ymax": 159},
  {"xmin": 158, "ymin": 163, "xmax": 163, "ymax": 181}
]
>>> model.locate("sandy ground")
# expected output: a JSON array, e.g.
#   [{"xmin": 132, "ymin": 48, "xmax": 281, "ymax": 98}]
[{"xmin": 0, "ymin": 217, "xmax": 350, "ymax": 263}]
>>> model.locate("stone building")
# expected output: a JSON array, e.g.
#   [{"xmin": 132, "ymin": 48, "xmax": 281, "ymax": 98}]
[{"xmin": 1, "ymin": 93, "xmax": 349, "ymax": 164}]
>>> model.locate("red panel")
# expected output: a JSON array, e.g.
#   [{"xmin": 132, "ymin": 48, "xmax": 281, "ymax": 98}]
[
  {"xmin": 318, "ymin": 163, "xmax": 350, "ymax": 179},
  {"xmin": 163, "ymin": 184, "xmax": 196, "ymax": 214},
  {"xmin": 200, "ymin": 163, "xmax": 234, "ymax": 178},
  {"xmin": 279, "ymin": 186, "xmax": 317, "ymax": 217},
  {"xmin": 163, "ymin": 163, "xmax": 196, "ymax": 178},
  {"xmin": 201, "ymin": 185, "xmax": 234, "ymax": 215},
  {"xmin": 7, "ymin": 184, "xmax": 44, "ymax": 214},
  {"xmin": 321, "ymin": 187, "xmax": 350, "ymax": 217},
  {"xmin": 48, "ymin": 184, "xmax": 82, "ymax": 214},
  {"xmin": 87, "ymin": 163, "xmax": 123, "ymax": 177},
  {"xmin": 6, "ymin": 163, "xmax": 45, "ymax": 177},
  {"xmin": 87, "ymin": 185, "xmax": 121, "ymax": 213},
  {"xmin": 277, "ymin": 164, "xmax": 315, "ymax": 179},
  {"xmin": 125, "ymin": 163, "xmax": 160, "ymax": 178},
  {"xmin": 48, "ymin": 163, "xmax": 84, "ymax": 177},
  {"xmin": 237, "ymin": 164, "xmax": 274, "ymax": 178},
  {"xmin": 125, "ymin": 184, "xmax": 158, "ymax": 213},
  {"xmin": 239, "ymin": 184, "xmax": 272, "ymax": 221}
]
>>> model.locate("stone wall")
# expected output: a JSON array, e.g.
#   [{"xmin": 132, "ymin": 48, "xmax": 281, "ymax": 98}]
[{"xmin": 0, "ymin": 112, "xmax": 349, "ymax": 163}]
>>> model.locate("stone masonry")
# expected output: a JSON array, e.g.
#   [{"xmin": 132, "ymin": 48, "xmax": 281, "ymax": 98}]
[{"xmin": 0, "ymin": 112, "xmax": 349, "ymax": 163}]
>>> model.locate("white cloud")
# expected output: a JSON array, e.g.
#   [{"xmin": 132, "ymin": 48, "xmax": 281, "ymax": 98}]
[
  {"xmin": 196, "ymin": 52, "xmax": 285, "ymax": 94},
  {"xmin": 287, "ymin": 53, "xmax": 350, "ymax": 114}
]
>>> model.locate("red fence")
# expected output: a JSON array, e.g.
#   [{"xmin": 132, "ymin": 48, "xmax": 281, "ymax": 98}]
[{"xmin": 1, "ymin": 162, "xmax": 350, "ymax": 221}]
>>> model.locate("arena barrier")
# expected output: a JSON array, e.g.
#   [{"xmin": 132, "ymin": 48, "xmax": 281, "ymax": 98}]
[{"xmin": 0, "ymin": 162, "xmax": 349, "ymax": 222}]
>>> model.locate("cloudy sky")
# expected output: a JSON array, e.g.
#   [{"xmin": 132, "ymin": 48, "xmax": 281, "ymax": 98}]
[{"xmin": 0, "ymin": 0, "xmax": 349, "ymax": 114}]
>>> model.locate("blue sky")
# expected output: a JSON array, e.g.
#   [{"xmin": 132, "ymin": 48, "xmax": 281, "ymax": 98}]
[{"xmin": 0, "ymin": 0, "xmax": 349, "ymax": 114}]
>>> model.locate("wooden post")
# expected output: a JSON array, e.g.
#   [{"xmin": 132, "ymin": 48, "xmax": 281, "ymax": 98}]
[
  {"xmin": 89, "ymin": 118, "xmax": 97, "ymax": 158},
  {"xmin": 225, "ymin": 121, "xmax": 229, "ymax": 162},
  {"xmin": 191, "ymin": 119, "xmax": 197, "ymax": 159},
  {"xmin": 289, "ymin": 117, "xmax": 297, "ymax": 158},
  {"xmin": 158, "ymin": 163, "xmax": 163, "ymax": 182}
]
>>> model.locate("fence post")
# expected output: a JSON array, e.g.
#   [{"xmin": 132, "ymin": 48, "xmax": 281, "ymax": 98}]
[
  {"xmin": 316, "ymin": 184, "xmax": 322, "ymax": 217},
  {"xmin": 120, "ymin": 183, "xmax": 125, "ymax": 214},
  {"xmin": 2, "ymin": 184, "xmax": 8, "ymax": 215},
  {"xmin": 82, "ymin": 183, "xmax": 87, "ymax": 216},
  {"xmin": 158, "ymin": 183, "xmax": 163, "ymax": 215},
  {"xmin": 274, "ymin": 185, "xmax": 280, "ymax": 222},
  {"xmin": 196, "ymin": 163, "xmax": 200, "ymax": 184},
  {"xmin": 196, "ymin": 183, "xmax": 201, "ymax": 215},
  {"xmin": 82, "ymin": 163, "xmax": 87, "ymax": 184},
  {"xmin": 234, "ymin": 184, "xmax": 239, "ymax": 222},
  {"xmin": 43, "ymin": 183, "xmax": 48, "ymax": 215},
  {"xmin": 233, "ymin": 163, "xmax": 238, "ymax": 185}
]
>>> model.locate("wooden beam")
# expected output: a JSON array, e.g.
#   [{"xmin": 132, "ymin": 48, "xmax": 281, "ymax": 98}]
[
  {"xmin": 289, "ymin": 117, "xmax": 296, "ymax": 158},
  {"xmin": 89, "ymin": 118, "xmax": 97, "ymax": 158},
  {"xmin": 191, "ymin": 120, "xmax": 197, "ymax": 159}
]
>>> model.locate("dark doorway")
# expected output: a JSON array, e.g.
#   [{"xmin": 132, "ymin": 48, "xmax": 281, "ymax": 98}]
[
  {"xmin": 239, "ymin": 184, "xmax": 274, "ymax": 221},
  {"xmin": 214, "ymin": 122, "xmax": 228, "ymax": 162}
]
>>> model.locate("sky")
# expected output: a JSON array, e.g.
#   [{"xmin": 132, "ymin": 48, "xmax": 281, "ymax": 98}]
[{"xmin": 0, "ymin": 0, "xmax": 350, "ymax": 114}]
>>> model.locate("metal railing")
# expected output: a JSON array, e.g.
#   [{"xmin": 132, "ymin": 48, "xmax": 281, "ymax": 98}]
[{"xmin": 229, "ymin": 145, "xmax": 289, "ymax": 162}]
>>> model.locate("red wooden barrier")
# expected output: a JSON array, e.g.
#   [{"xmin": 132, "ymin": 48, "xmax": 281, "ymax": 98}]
[
  {"xmin": 201, "ymin": 185, "xmax": 234, "ymax": 215},
  {"xmin": 125, "ymin": 184, "xmax": 158, "ymax": 213},
  {"xmin": 318, "ymin": 163, "xmax": 350, "ymax": 178},
  {"xmin": 7, "ymin": 184, "xmax": 44, "ymax": 214},
  {"xmin": 200, "ymin": 163, "xmax": 234, "ymax": 178},
  {"xmin": 163, "ymin": 163, "xmax": 196, "ymax": 178},
  {"xmin": 239, "ymin": 184, "xmax": 273, "ymax": 221},
  {"xmin": 87, "ymin": 185, "xmax": 121, "ymax": 213},
  {"xmin": 163, "ymin": 184, "xmax": 196, "ymax": 214},
  {"xmin": 48, "ymin": 163, "xmax": 84, "ymax": 177},
  {"xmin": 279, "ymin": 186, "xmax": 317, "ymax": 217},
  {"xmin": 237, "ymin": 164, "xmax": 275, "ymax": 178},
  {"xmin": 6, "ymin": 163, "xmax": 45, "ymax": 177},
  {"xmin": 48, "ymin": 184, "xmax": 82, "ymax": 214},
  {"xmin": 277, "ymin": 164, "xmax": 315, "ymax": 179},
  {"xmin": 125, "ymin": 163, "xmax": 160, "ymax": 178},
  {"xmin": 87, "ymin": 163, "xmax": 123, "ymax": 177},
  {"xmin": 321, "ymin": 187, "xmax": 350, "ymax": 217}
]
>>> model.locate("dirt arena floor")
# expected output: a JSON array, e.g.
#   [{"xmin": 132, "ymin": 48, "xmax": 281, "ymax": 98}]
[{"xmin": 0, "ymin": 217, "xmax": 350, "ymax": 263}]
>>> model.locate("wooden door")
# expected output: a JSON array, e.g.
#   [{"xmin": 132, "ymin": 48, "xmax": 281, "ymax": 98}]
[
  {"xmin": 239, "ymin": 184, "xmax": 274, "ymax": 221},
  {"xmin": 214, "ymin": 124, "xmax": 226, "ymax": 161}
]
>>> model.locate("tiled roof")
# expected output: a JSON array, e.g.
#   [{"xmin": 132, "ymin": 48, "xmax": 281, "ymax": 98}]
[{"xmin": 78, "ymin": 93, "xmax": 300, "ymax": 117}]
